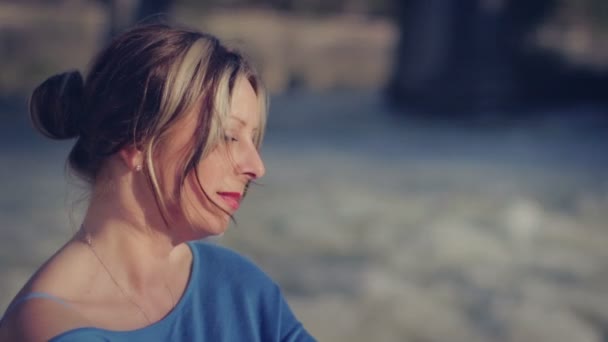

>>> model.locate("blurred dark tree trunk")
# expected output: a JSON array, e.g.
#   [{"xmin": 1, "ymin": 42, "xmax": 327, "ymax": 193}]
[
  {"xmin": 386, "ymin": 0, "xmax": 558, "ymax": 116},
  {"xmin": 385, "ymin": 0, "xmax": 453, "ymax": 111},
  {"xmin": 98, "ymin": 0, "xmax": 174, "ymax": 42},
  {"xmin": 136, "ymin": 0, "xmax": 173, "ymax": 22}
]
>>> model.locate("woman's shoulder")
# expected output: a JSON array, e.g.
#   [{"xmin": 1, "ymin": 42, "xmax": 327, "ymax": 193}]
[
  {"xmin": 0, "ymin": 242, "xmax": 98, "ymax": 341},
  {"xmin": 0, "ymin": 292, "xmax": 88, "ymax": 342}
]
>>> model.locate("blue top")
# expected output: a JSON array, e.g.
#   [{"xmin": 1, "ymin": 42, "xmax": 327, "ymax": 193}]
[{"xmin": 5, "ymin": 241, "xmax": 315, "ymax": 342}]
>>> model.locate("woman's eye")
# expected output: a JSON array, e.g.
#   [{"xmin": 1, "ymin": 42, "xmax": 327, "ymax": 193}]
[{"xmin": 224, "ymin": 134, "xmax": 238, "ymax": 142}]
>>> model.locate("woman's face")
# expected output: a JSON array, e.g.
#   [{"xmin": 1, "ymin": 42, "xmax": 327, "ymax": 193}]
[{"xmin": 160, "ymin": 76, "xmax": 265, "ymax": 239}]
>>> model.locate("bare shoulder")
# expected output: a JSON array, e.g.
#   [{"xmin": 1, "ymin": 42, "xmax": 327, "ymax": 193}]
[
  {"xmin": 0, "ymin": 295, "xmax": 88, "ymax": 342},
  {"xmin": 0, "ymin": 241, "xmax": 97, "ymax": 341},
  {"xmin": 30, "ymin": 240, "xmax": 100, "ymax": 297}
]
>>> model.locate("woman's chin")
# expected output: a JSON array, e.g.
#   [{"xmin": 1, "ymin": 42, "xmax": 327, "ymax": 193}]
[
  {"xmin": 191, "ymin": 219, "xmax": 230, "ymax": 240},
  {"xmin": 203, "ymin": 225, "xmax": 229, "ymax": 238}
]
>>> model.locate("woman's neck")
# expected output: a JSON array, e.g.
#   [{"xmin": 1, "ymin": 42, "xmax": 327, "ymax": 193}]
[{"xmin": 78, "ymin": 183, "xmax": 183, "ymax": 292}]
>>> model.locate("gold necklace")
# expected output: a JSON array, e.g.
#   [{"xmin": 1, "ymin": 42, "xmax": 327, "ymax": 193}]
[{"xmin": 83, "ymin": 232, "xmax": 175, "ymax": 324}]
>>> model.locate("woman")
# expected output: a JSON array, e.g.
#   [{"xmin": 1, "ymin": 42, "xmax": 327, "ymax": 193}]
[{"xmin": 0, "ymin": 24, "xmax": 315, "ymax": 341}]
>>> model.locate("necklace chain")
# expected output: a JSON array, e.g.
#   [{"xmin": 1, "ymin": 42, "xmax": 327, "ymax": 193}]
[{"xmin": 83, "ymin": 231, "xmax": 175, "ymax": 325}]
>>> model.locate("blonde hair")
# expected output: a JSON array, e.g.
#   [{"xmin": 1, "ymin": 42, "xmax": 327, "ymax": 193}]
[{"xmin": 29, "ymin": 23, "xmax": 267, "ymax": 226}]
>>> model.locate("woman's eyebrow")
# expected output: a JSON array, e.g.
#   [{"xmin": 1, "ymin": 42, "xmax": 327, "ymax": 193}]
[
  {"xmin": 229, "ymin": 116, "xmax": 247, "ymax": 126},
  {"xmin": 228, "ymin": 115, "xmax": 258, "ymax": 131}
]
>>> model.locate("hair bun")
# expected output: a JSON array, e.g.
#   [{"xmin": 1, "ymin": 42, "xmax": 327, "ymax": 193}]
[{"xmin": 29, "ymin": 70, "xmax": 84, "ymax": 140}]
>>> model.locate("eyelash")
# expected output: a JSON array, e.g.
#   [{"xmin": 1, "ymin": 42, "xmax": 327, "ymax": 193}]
[
  {"xmin": 224, "ymin": 134, "xmax": 238, "ymax": 142},
  {"xmin": 224, "ymin": 133, "xmax": 257, "ymax": 145}
]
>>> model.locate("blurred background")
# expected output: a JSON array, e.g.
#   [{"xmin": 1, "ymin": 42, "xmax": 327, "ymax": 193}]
[{"xmin": 1, "ymin": 0, "xmax": 608, "ymax": 341}]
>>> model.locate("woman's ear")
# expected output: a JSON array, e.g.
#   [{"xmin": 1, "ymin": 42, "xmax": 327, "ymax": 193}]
[{"xmin": 118, "ymin": 145, "xmax": 144, "ymax": 172}]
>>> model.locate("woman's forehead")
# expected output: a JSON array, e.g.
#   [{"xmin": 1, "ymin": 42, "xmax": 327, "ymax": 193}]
[{"xmin": 226, "ymin": 77, "xmax": 262, "ymax": 129}]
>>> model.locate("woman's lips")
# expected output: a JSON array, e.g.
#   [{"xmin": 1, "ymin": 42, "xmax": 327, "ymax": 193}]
[{"xmin": 217, "ymin": 192, "xmax": 242, "ymax": 210}]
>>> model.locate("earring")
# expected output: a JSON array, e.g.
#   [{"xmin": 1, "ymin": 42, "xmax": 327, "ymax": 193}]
[{"xmin": 135, "ymin": 165, "xmax": 142, "ymax": 172}]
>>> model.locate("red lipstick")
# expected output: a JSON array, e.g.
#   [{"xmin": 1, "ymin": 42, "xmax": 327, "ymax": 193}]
[{"xmin": 217, "ymin": 192, "xmax": 242, "ymax": 210}]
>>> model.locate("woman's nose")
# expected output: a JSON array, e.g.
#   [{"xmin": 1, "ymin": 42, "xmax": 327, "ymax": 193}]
[{"xmin": 240, "ymin": 146, "xmax": 265, "ymax": 180}]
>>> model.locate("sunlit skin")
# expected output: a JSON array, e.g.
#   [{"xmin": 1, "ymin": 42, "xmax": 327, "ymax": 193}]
[
  {"xmin": 0, "ymin": 76, "xmax": 265, "ymax": 341},
  {"xmin": 160, "ymin": 75, "xmax": 266, "ymax": 241}
]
